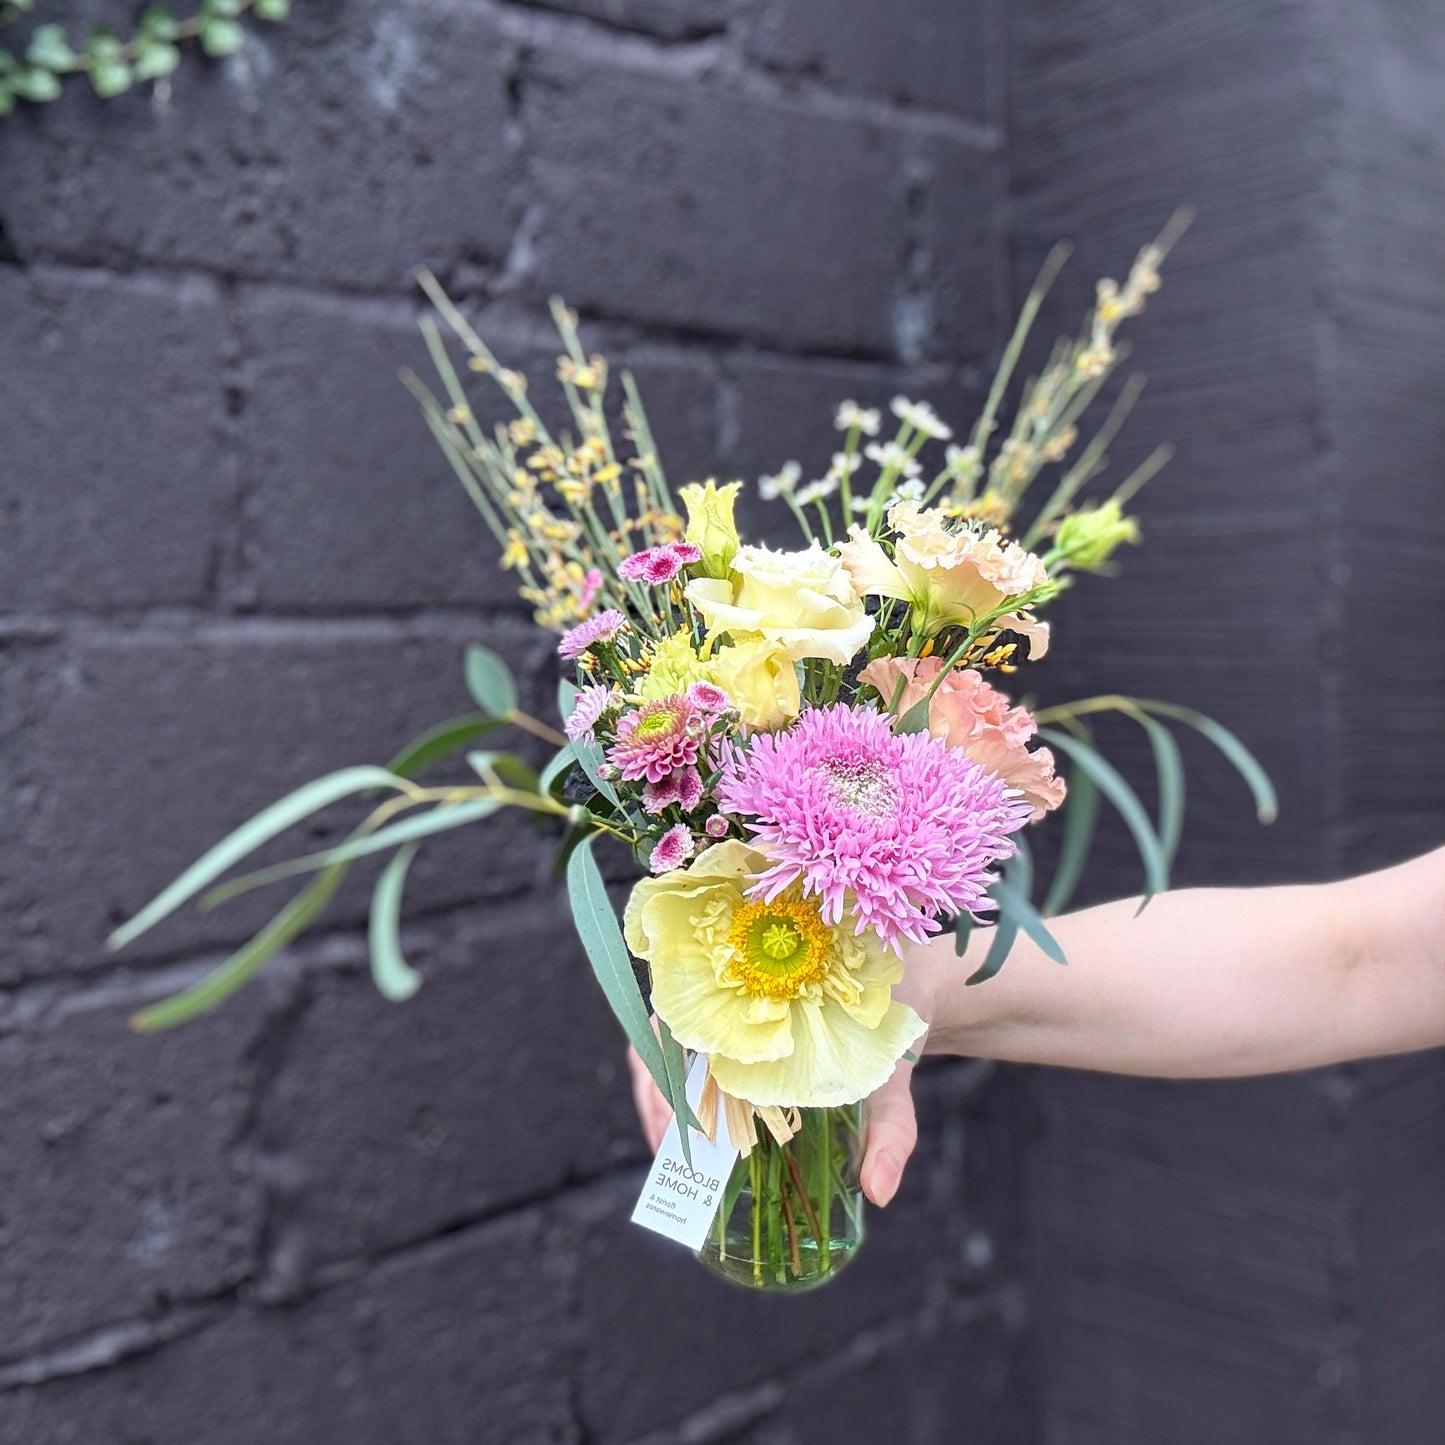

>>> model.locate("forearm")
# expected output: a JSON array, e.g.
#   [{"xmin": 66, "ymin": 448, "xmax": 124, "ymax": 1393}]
[{"xmin": 919, "ymin": 845, "xmax": 1445, "ymax": 1077}]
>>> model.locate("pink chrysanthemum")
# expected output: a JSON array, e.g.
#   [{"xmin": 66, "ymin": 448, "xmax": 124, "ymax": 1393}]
[
  {"xmin": 557, "ymin": 608, "xmax": 626, "ymax": 661},
  {"xmin": 649, "ymin": 823, "xmax": 695, "ymax": 874},
  {"xmin": 565, "ymin": 684, "xmax": 614, "ymax": 743},
  {"xmin": 618, "ymin": 543, "xmax": 702, "ymax": 586},
  {"xmin": 716, "ymin": 703, "xmax": 1031, "ymax": 952},
  {"xmin": 608, "ymin": 696, "xmax": 705, "ymax": 784},
  {"xmin": 704, "ymin": 814, "xmax": 730, "ymax": 839},
  {"xmin": 686, "ymin": 680, "xmax": 731, "ymax": 714},
  {"xmin": 643, "ymin": 765, "xmax": 705, "ymax": 815}
]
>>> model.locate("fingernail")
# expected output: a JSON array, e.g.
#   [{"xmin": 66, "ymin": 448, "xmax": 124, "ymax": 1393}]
[{"xmin": 871, "ymin": 1150, "xmax": 900, "ymax": 1208}]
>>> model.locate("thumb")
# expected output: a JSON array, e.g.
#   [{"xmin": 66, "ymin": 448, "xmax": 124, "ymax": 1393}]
[{"xmin": 860, "ymin": 1054, "xmax": 919, "ymax": 1208}]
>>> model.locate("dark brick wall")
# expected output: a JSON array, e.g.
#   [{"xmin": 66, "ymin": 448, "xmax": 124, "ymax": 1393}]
[{"xmin": 0, "ymin": 2, "xmax": 1441, "ymax": 1443}]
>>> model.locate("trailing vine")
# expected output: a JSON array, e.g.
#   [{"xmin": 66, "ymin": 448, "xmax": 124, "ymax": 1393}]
[{"xmin": 0, "ymin": 0, "xmax": 288, "ymax": 115}]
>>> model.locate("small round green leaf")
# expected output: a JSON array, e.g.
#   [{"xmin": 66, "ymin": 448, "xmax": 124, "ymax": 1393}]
[
  {"xmin": 254, "ymin": 0, "xmax": 290, "ymax": 19},
  {"xmin": 139, "ymin": 6, "xmax": 180, "ymax": 41},
  {"xmin": 200, "ymin": 18, "xmax": 246, "ymax": 56},
  {"xmin": 133, "ymin": 38, "xmax": 181, "ymax": 80},
  {"xmin": 10, "ymin": 64, "xmax": 61, "ymax": 101},
  {"xmin": 89, "ymin": 59, "xmax": 132, "ymax": 97},
  {"xmin": 0, "ymin": 87, "xmax": 15, "ymax": 117},
  {"xmin": 87, "ymin": 30, "xmax": 124, "ymax": 62},
  {"xmin": 26, "ymin": 24, "xmax": 77, "ymax": 71}
]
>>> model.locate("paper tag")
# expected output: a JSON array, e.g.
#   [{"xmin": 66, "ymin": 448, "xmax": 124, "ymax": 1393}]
[{"xmin": 631, "ymin": 1054, "xmax": 741, "ymax": 1250}]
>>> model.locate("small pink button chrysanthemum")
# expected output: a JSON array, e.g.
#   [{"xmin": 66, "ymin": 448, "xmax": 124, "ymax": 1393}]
[
  {"xmin": 618, "ymin": 543, "xmax": 702, "ymax": 586},
  {"xmin": 717, "ymin": 703, "xmax": 1031, "ymax": 952},
  {"xmin": 557, "ymin": 609, "xmax": 626, "ymax": 662},
  {"xmin": 704, "ymin": 814, "xmax": 730, "ymax": 839},
  {"xmin": 608, "ymin": 695, "xmax": 705, "ymax": 784},
  {"xmin": 564, "ymin": 684, "xmax": 614, "ymax": 743},
  {"xmin": 643, "ymin": 765, "xmax": 705, "ymax": 815},
  {"xmin": 649, "ymin": 823, "xmax": 695, "ymax": 874},
  {"xmin": 686, "ymin": 680, "xmax": 731, "ymax": 714}
]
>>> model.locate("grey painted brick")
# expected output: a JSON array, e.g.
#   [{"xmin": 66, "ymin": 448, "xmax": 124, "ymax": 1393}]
[
  {"xmin": 251, "ymin": 898, "xmax": 641, "ymax": 1284},
  {"xmin": 521, "ymin": 51, "xmax": 911, "ymax": 355},
  {"xmin": 0, "ymin": 0, "xmax": 513, "ymax": 291},
  {"xmin": 0, "ymin": 1212, "xmax": 574, "ymax": 1445},
  {"xmin": 238, "ymin": 289, "xmax": 725, "ymax": 611},
  {"xmin": 918, "ymin": 134, "xmax": 1001, "ymax": 362},
  {"xmin": 2, "ymin": 620, "xmax": 555, "ymax": 980},
  {"xmin": 729, "ymin": 1300, "xmax": 1030, "ymax": 1445},
  {"xmin": 0, "ymin": 267, "xmax": 232, "ymax": 611},
  {"xmin": 747, "ymin": 0, "xmax": 996, "ymax": 124},
  {"xmin": 505, "ymin": 0, "xmax": 733, "ymax": 40},
  {"xmin": 0, "ymin": 986, "xmax": 265, "ymax": 1362},
  {"xmin": 238, "ymin": 288, "xmax": 523, "ymax": 613}
]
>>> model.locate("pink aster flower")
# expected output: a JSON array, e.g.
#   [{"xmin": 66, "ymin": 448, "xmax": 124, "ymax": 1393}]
[
  {"xmin": 564, "ymin": 684, "xmax": 614, "ymax": 744},
  {"xmin": 618, "ymin": 543, "xmax": 702, "ymax": 586},
  {"xmin": 608, "ymin": 695, "xmax": 705, "ymax": 784},
  {"xmin": 557, "ymin": 609, "xmax": 626, "ymax": 662},
  {"xmin": 686, "ymin": 680, "xmax": 731, "ymax": 715},
  {"xmin": 716, "ymin": 703, "xmax": 1031, "ymax": 952},
  {"xmin": 649, "ymin": 823, "xmax": 695, "ymax": 874}
]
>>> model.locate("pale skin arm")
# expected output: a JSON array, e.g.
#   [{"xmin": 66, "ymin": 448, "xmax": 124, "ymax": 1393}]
[{"xmin": 629, "ymin": 845, "xmax": 1445, "ymax": 1207}]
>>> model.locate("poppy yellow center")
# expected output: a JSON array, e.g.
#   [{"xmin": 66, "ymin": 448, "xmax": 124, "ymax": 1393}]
[{"xmin": 727, "ymin": 897, "xmax": 831, "ymax": 1000}]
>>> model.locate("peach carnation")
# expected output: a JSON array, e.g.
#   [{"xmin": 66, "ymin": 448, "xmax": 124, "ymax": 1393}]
[{"xmin": 858, "ymin": 657, "xmax": 1066, "ymax": 822}]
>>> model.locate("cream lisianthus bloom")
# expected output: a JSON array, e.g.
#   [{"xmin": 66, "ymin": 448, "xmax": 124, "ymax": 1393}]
[
  {"xmin": 637, "ymin": 629, "xmax": 716, "ymax": 701},
  {"xmin": 708, "ymin": 636, "xmax": 800, "ymax": 731},
  {"xmin": 679, "ymin": 478, "xmax": 742, "ymax": 579},
  {"xmin": 685, "ymin": 542, "xmax": 874, "ymax": 666},
  {"xmin": 624, "ymin": 841, "xmax": 925, "ymax": 1109},
  {"xmin": 837, "ymin": 500, "xmax": 1052, "ymax": 646}
]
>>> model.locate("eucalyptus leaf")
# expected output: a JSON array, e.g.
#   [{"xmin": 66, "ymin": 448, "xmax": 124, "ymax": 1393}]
[
  {"xmin": 131, "ymin": 862, "xmax": 348, "ymax": 1031},
  {"xmin": 1038, "ymin": 728, "xmax": 1169, "ymax": 902},
  {"xmin": 1041, "ymin": 762, "xmax": 1099, "ymax": 917},
  {"xmin": 385, "ymin": 713, "xmax": 498, "ymax": 780},
  {"xmin": 466, "ymin": 750, "xmax": 540, "ymax": 792},
  {"xmin": 1130, "ymin": 709, "xmax": 1185, "ymax": 869},
  {"xmin": 0, "ymin": 89, "xmax": 14, "ymax": 118},
  {"xmin": 465, "ymin": 644, "xmax": 518, "ymax": 719},
  {"xmin": 953, "ymin": 911, "xmax": 973, "ymax": 958},
  {"xmin": 566, "ymin": 833, "xmax": 671, "ymax": 1102},
  {"xmin": 254, "ymin": 0, "xmax": 290, "ymax": 18},
  {"xmin": 539, "ymin": 745, "xmax": 575, "ymax": 798},
  {"xmin": 656, "ymin": 1016, "xmax": 700, "ymax": 1168},
  {"xmin": 570, "ymin": 733, "xmax": 622, "ymax": 811},
  {"xmin": 109, "ymin": 766, "xmax": 405, "ymax": 951},
  {"xmin": 368, "ymin": 844, "xmax": 423, "ymax": 1002},
  {"xmin": 1136, "ymin": 699, "xmax": 1278, "ymax": 824}
]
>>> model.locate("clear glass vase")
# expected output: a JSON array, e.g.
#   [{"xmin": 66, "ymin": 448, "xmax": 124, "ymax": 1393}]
[{"xmin": 695, "ymin": 1101, "xmax": 865, "ymax": 1292}]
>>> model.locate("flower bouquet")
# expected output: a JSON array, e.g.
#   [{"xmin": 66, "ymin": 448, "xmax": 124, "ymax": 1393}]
[{"xmin": 110, "ymin": 216, "xmax": 1274, "ymax": 1292}]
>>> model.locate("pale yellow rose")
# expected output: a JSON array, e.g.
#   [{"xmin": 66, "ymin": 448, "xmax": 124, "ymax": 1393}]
[
  {"xmin": 837, "ymin": 500, "xmax": 1051, "ymax": 640},
  {"xmin": 685, "ymin": 541, "xmax": 874, "ymax": 665},
  {"xmin": 708, "ymin": 636, "xmax": 801, "ymax": 731},
  {"xmin": 624, "ymin": 840, "xmax": 925, "ymax": 1108},
  {"xmin": 679, "ymin": 479, "xmax": 743, "ymax": 579}
]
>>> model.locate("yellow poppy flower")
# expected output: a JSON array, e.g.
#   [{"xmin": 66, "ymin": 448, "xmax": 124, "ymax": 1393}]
[{"xmin": 624, "ymin": 841, "xmax": 925, "ymax": 1108}]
